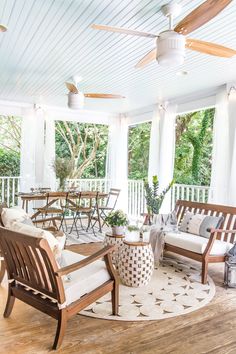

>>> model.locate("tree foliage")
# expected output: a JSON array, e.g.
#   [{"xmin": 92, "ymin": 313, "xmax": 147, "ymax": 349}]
[
  {"xmin": 0, "ymin": 115, "xmax": 21, "ymax": 176},
  {"xmin": 128, "ymin": 122, "xmax": 151, "ymax": 180},
  {"xmin": 174, "ymin": 108, "xmax": 214, "ymax": 185},
  {"xmin": 55, "ymin": 121, "xmax": 108, "ymax": 178}
]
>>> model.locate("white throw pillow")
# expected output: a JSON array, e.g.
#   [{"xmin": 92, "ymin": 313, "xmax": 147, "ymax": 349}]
[
  {"xmin": 9, "ymin": 222, "xmax": 60, "ymax": 257},
  {"xmin": 1, "ymin": 207, "xmax": 32, "ymax": 228}
]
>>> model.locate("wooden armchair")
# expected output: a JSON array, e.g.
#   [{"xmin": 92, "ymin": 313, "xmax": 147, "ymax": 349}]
[{"xmin": 0, "ymin": 227, "xmax": 119, "ymax": 350}]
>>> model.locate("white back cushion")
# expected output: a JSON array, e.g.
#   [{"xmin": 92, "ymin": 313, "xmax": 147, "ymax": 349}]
[
  {"xmin": 1, "ymin": 207, "xmax": 32, "ymax": 228},
  {"xmin": 9, "ymin": 222, "xmax": 60, "ymax": 256}
]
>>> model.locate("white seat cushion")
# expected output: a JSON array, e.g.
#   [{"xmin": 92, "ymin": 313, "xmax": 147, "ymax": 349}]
[
  {"xmin": 60, "ymin": 250, "xmax": 111, "ymax": 306},
  {"xmin": 165, "ymin": 231, "xmax": 233, "ymax": 256}
]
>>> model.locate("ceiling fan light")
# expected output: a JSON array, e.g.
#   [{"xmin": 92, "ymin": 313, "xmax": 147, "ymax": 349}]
[
  {"xmin": 157, "ymin": 30, "xmax": 186, "ymax": 67},
  {"xmin": 68, "ymin": 92, "xmax": 85, "ymax": 109}
]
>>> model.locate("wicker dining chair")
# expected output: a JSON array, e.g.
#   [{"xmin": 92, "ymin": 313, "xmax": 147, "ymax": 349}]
[{"xmin": 0, "ymin": 227, "xmax": 119, "ymax": 350}]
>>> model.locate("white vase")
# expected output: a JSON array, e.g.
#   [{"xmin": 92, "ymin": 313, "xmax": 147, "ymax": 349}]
[{"xmin": 111, "ymin": 226, "xmax": 124, "ymax": 236}]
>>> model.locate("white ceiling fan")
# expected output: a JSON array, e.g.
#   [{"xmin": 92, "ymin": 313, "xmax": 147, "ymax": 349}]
[
  {"xmin": 65, "ymin": 75, "xmax": 125, "ymax": 109},
  {"xmin": 92, "ymin": 0, "xmax": 236, "ymax": 69}
]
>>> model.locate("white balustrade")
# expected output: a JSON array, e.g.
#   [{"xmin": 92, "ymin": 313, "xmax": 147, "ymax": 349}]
[
  {"xmin": 0, "ymin": 176, "xmax": 21, "ymax": 207},
  {"xmin": 128, "ymin": 180, "xmax": 210, "ymax": 218},
  {"xmin": 0, "ymin": 175, "xmax": 211, "ymax": 217},
  {"xmin": 65, "ymin": 178, "xmax": 111, "ymax": 193},
  {"xmin": 171, "ymin": 183, "xmax": 210, "ymax": 209}
]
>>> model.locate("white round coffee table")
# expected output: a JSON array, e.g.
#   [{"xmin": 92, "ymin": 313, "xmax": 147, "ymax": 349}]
[{"xmin": 118, "ymin": 241, "xmax": 154, "ymax": 287}]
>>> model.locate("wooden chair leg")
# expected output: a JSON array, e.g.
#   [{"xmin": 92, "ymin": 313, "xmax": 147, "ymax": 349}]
[
  {"xmin": 0, "ymin": 259, "xmax": 6, "ymax": 284},
  {"xmin": 202, "ymin": 260, "xmax": 208, "ymax": 284},
  {"xmin": 111, "ymin": 283, "xmax": 119, "ymax": 316},
  {"xmin": 52, "ymin": 309, "xmax": 67, "ymax": 350},
  {"xmin": 4, "ymin": 289, "xmax": 15, "ymax": 318}
]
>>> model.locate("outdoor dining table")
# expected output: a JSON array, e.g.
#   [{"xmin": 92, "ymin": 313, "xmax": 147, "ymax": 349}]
[{"xmin": 17, "ymin": 191, "xmax": 108, "ymax": 232}]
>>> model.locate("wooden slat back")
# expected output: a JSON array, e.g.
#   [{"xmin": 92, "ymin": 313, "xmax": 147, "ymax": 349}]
[
  {"xmin": 175, "ymin": 200, "xmax": 236, "ymax": 243},
  {"xmin": 0, "ymin": 227, "xmax": 65, "ymax": 304}
]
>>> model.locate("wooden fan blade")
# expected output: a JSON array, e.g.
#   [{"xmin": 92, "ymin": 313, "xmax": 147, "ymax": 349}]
[
  {"xmin": 0, "ymin": 24, "xmax": 7, "ymax": 32},
  {"xmin": 91, "ymin": 24, "xmax": 157, "ymax": 38},
  {"xmin": 174, "ymin": 0, "xmax": 232, "ymax": 35},
  {"xmin": 135, "ymin": 48, "xmax": 157, "ymax": 69},
  {"xmin": 65, "ymin": 82, "xmax": 78, "ymax": 94},
  {"xmin": 84, "ymin": 93, "xmax": 125, "ymax": 99},
  {"xmin": 186, "ymin": 38, "xmax": 236, "ymax": 58}
]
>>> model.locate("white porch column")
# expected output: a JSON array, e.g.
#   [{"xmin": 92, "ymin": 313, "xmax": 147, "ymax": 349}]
[
  {"xmin": 106, "ymin": 115, "xmax": 128, "ymax": 211},
  {"xmin": 209, "ymin": 87, "xmax": 230, "ymax": 205},
  {"xmin": 148, "ymin": 103, "xmax": 177, "ymax": 213}
]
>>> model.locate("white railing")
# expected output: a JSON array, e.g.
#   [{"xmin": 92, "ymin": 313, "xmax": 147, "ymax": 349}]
[
  {"xmin": 65, "ymin": 178, "xmax": 111, "ymax": 193},
  {"xmin": 127, "ymin": 180, "xmax": 211, "ymax": 217},
  {"xmin": 128, "ymin": 179, "xmax": 146, "ymax": 218},
  {"xmin": 0, "ymin": 176, "xmax": 21, "ymax": 207},
  {"xmin": 0, "ymin": 176, "xmax": 211, "ymax": 217},
  {"xmin": 171, "ymin": 183, "xmax": 210, "ymax": 209}
]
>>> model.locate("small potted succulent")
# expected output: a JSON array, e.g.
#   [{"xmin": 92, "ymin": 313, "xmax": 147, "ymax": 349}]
[
  {"xmin": 126, "ymin": 225, "xmax": 140, "ymax": 241},
  {"xmin": 105, "ymin": 209, "xmax": 129, "ymax": 236}
]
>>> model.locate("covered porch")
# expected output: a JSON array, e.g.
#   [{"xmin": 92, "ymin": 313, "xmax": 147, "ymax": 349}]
[{"xmin": 0, "ymin": 1, "xmax": 236, "ymax": 353}]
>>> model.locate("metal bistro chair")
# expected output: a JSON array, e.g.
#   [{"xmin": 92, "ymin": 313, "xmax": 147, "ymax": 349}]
[
  {"xmin": 0, "ymin": 227, "xmax": 119, "ymax": 350},
  {"xmin": 68, "ymin": 191, "xmax": 99, "ymax": 236},
  {"xmin": 92, "ymin": 188, "xmax": 121, "ymax": 230}
]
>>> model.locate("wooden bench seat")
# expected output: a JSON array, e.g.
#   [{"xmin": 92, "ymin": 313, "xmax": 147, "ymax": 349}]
[{"xmin": 165, "ymin": 200, "xmax": 236, "ymax": 284}]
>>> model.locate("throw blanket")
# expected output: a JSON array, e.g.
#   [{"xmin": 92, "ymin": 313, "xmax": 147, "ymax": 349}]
[{"xmin": 149, "ymin": 212, "xmax": 178, "ymax": 265}]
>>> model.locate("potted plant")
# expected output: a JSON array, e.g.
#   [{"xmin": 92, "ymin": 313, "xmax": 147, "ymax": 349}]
[
  {"xmin": 126, "ymin": 225, "xmax": 140, "ymax": 241},
  {"xmin": 144, "ymin": 175, "xmax": 174, "ymax": 223},
  {"xmin": 52, "ymin": 157, "xmax": 73, "ymax": 191},
  {"xmin": 105, "ymin": 209, "xmax": 129, "ymax": 236}
]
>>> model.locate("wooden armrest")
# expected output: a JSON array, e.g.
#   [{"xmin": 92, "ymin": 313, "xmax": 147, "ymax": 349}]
[
  {"xmin": 210, "ymin": 229, "xmax": 236, "ymax": 234},
  {"xmin": 203, "ymin": 229, "xmax": 236, "ymax": 257},
  {"xmin": 55, "ymin": 245, "xmax": 116, "ymax": 277}
]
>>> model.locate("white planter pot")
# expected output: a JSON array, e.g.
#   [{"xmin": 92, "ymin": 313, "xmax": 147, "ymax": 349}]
[{"xmin": 111, "ymin": 226, "xmax": 124, "ymax": 236}]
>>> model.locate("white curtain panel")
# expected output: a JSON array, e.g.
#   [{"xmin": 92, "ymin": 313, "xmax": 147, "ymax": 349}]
[
  {"xmin": 34, "ymin": 108, "xmax": 45, "ymax": 187},
  {"xmin": 228, "ymin": 98, "xmax": 236, "ymax": 206},
  {"xmin": 106, "ymin": 116, "xmax": 128, "ymax": 211},
  {"xmin": 148, "ymin": 103, "xmax": 177, "ymax": 213},
  {"xmin": 209, "ymin": 88, "xmax": 230, "ymax": 205},
  {"xmin": 43, "ymin": 116, "xmax": 56, "ymax": 190},
  {"xmin": 159, "ymin": 104, "xmax": 177, "ymax": 213},
  {"xmin": 148, "ymin": 106, "xmax": 161, "ymax": 181},
  {"xmin": 20, "ymin": 107, "xmax": 37, "ymax": 192}
]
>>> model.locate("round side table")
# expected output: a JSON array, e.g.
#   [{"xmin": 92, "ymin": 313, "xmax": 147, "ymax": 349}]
[
  {"xmin": 118, "ymin": 241, "xmax": 154, "ymax": 287},
  {"xmin": 103, "ymin": 233, "xmax": 125, "ymax": 268}
]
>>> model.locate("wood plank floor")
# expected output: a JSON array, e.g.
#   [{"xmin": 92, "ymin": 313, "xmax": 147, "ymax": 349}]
[{"xmin": 0, "ymin": 243, "xmax": 236, "ymax": 354}]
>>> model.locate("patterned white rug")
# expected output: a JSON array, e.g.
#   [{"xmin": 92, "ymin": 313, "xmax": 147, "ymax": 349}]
[
  {"xmin": 80, "ymin": 256, "xmax": 215, "ymax": 321},
  {"xmin": 66, "ymin": 229, "xmax": 104, "ymax": 245}
]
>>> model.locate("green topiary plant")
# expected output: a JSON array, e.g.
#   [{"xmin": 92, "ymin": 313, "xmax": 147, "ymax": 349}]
[{"xmin": 144, "ymin": 175, "xmax": 174, "ymax": 216}]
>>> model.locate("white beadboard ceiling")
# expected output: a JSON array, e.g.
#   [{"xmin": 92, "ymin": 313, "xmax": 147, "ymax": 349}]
[{"xmin": 0, "ymin": 0, "xmax": 236, "ymax": 113}]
